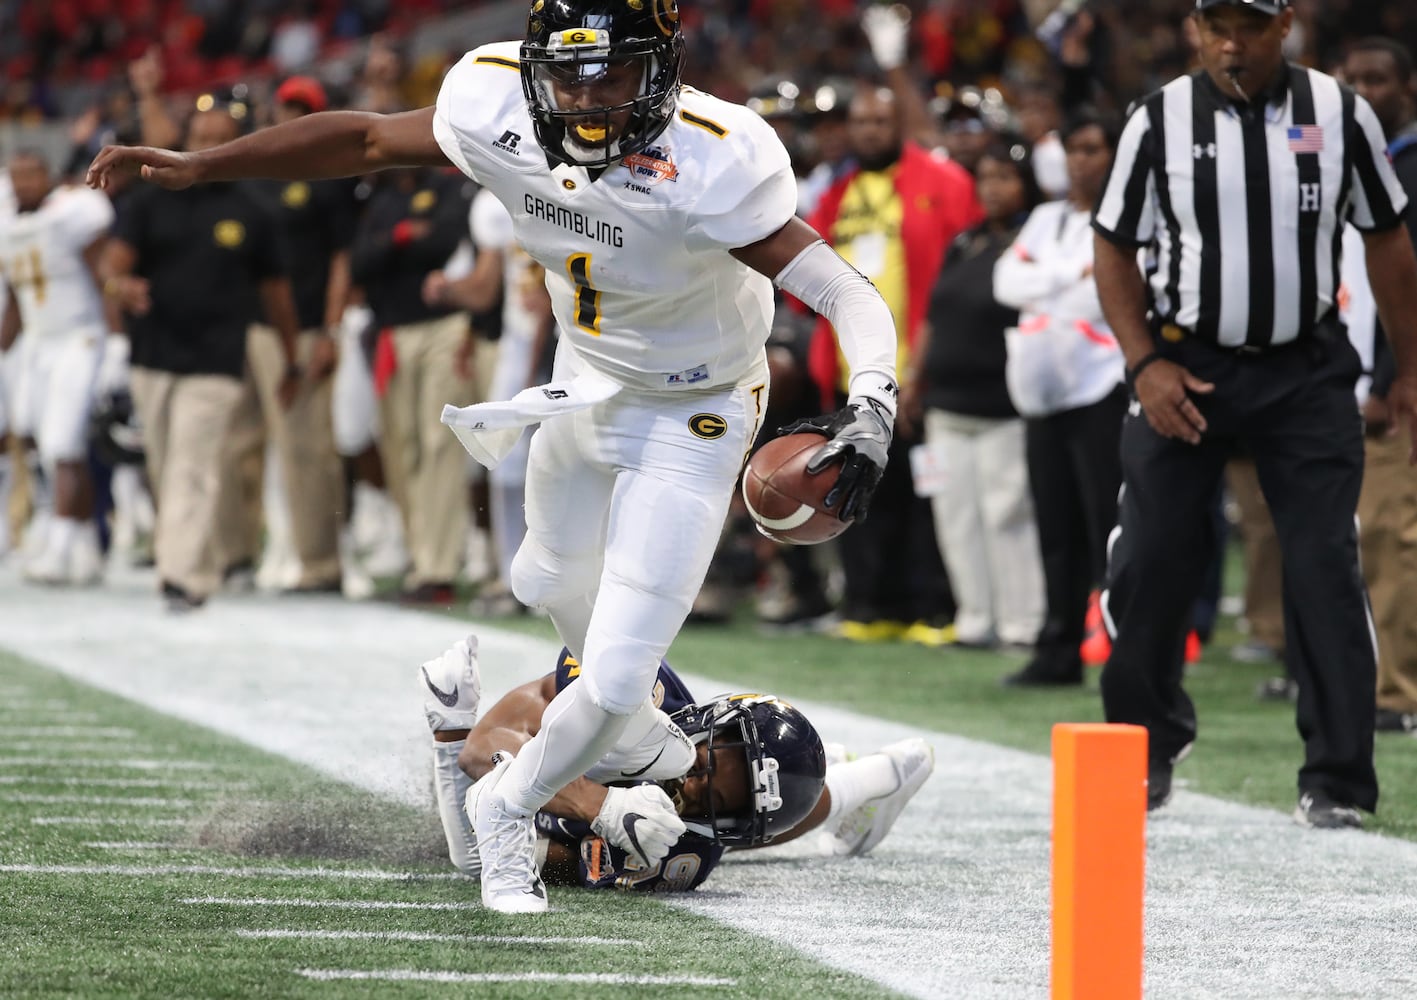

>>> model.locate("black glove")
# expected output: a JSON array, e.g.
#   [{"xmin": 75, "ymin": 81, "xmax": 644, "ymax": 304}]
[{"xmin": 779, "ymin": 399, "xmax": 893, "ymax": 522}]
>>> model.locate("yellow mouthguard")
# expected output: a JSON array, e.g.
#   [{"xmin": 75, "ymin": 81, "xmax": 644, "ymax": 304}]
[{"xmin": 574, "ymin": 124, "xmax": 608, "ymax": 142}]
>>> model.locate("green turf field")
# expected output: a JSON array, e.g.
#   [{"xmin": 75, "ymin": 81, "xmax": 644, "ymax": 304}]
[{"xmin": 0, "ymin": 649, "xmax": 898, "ymax": 1000}]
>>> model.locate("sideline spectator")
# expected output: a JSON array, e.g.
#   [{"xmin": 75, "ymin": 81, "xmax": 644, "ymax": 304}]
[
  {"xmin": 994, "ymin": 107, "xmax": 1125, "ymax": 686},
  {"xmin": 902, "ymin": 139, "xmax": 1045, "ymax": 650}
]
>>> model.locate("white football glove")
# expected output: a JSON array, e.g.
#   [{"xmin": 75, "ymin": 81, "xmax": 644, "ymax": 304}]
[
  {"xmin": 862, "ymin": 4, "xmax": 910, "ymax": 71},
  {"xmin": 95, "ymin": 334, "xmax": 131, "ymax": 399},
  {"xmin": 591, "ymin": 784, "xmax": 687, "ymax": 871},
  {"xmin": 418, "ymin": 635, "xmax": 482, "ymax": 733}
]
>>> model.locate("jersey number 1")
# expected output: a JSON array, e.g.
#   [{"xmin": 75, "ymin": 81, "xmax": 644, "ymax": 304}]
[{"xmin": 566, "ymin": 253, "xmax": 601, "ymax": 336}]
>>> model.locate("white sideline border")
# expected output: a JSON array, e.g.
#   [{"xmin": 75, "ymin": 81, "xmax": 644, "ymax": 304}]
[
  {"xmin": 3, "ymin": 569, "xmax": 1417, "ymax": 998},
  {"xmin": 296, "ymin": 969, "xmax": 737, "ymax": 986},
  {"xmin": 236, "ymin": 928, "xmax": 638, "ymax": 946}
]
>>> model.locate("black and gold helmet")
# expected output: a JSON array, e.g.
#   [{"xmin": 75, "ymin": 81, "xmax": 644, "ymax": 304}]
[{"xmin": 519, "ymin": 0, "xmax": 685, "ymax": 167}]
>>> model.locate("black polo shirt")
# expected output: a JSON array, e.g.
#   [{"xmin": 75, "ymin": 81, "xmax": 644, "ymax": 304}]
[
  {"xmin": 113, "ymin": 182, "xmax": 289, "ymax": 378},
  {"xmin": 350, "ymin": 169, "xmax": 470, "ymax": 329},
  {"xmin": 256, "ymin": 178, "xmax": 359, "ymax": 331}
]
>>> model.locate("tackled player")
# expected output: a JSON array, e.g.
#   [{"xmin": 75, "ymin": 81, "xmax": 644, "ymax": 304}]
[{"xmin": 420, "ymin": 635, "xmax": 936, "ymax": 893}]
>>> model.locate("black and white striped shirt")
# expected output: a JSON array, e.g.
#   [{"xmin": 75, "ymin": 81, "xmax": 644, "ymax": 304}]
[{"xmin": 1094, "ymin": 65, "xmax": 1408, "ymax": 348}]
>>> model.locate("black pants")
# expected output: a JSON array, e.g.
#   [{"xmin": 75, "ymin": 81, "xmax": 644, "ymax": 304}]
[
  {"xmin": 837, "ymin": 434, "xmax": 954, "ymax": 624},
  {"xmin": 1026, "ymin": 385, "xmax": 1128, "ymax": 669},
  {"xmin": 1100, "ymin": 333, "xmax": 1377, "ymax": 810}
]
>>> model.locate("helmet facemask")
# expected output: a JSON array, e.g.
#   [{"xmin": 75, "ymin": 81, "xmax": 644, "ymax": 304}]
[{"xmin": 521, "ymin": 20, "xmax": 683, "ymax": 168}]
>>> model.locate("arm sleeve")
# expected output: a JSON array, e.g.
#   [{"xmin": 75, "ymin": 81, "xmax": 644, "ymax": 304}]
[
  {"xmin": 993, "ymin": 205, "xmax": 1080, "ymax": 308},
  {"xmin": 773, "ymin": 240, "xmax": 898, "ymax": 415},
  {"xmin": 1347, "ymin": 96, "xmax": 1409, "ymax": 232},
  {"xmin": 1092, "ymin": 103, "xmax": 1157, "ymax": 247}
]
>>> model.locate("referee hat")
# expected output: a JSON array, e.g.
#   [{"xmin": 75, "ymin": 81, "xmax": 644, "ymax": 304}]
[{"xmin": 1195, "ymin": 0, "xmax": 1288, "ymax": 14}]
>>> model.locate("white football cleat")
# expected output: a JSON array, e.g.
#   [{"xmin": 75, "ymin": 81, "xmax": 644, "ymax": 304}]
[
  {"xmin": 468, "ymin": 751, "xmax": 547, "ymax": 914},
  {"xmin": 830, "ymin": 737, "xmax": 934, "ymax": 857},
  {"xmin": 419, "ymin": 635, "xmax": 483, "ymax": 733}
]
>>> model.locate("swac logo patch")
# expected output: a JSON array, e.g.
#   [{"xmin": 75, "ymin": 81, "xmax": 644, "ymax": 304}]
[
  {"xmin": 411, "ymin": 189, "xmax": 436, "ymax": 214},
  {"xmin": 213, "ymin": 220, "xmax": 245, "ymax": 248},
  {"xmin": 688, "ymin": 413, "xmax": 728, "ymax": 440},
  {"xmin": 281, "ymin": 181, "xmax": 310, "ymax": 208}
]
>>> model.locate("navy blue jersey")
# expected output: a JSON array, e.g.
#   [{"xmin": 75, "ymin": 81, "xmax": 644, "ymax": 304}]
[
  {"xmin": 541, "ymin": 649, "xmax": 724, "ymax": 892},
  {"xmin": 553, "ymin": 647, "xmax": 696, "ymax": 715}
]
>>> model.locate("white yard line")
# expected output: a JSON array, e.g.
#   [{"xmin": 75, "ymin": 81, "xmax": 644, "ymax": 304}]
[
  {"xmin": 85, "ymin": 842, "xmax": 182, "ymax": 850},
  {"xmin": 5, "ymin": 568, "xmax": 1417, "ymax": 998},
  {"xmin": 0, "ymin": 863, "xmax": 464, "ymax": 880},
  {"xmin": 32, "ymin": 817, "xmax": 189, "ymax": 826},
  {"xmin": 0, "ymin": 758, "xmax": 220, "ymax": 770},
  {"xmin": 1, "ymin": 794, "xmax": 195, "ymax": 807},
  {"xmin": 0, "ymin": 776, "xmax": 243, "ymax": 790},
  {"xmin": 0, "ymin": 726, "xmax": 136, "ymax": 738},
  {"xmin": 296, "ymin": 969, "xmax": 737, "ymax": 986},
  {"xmin": 184, "ymin": 896, "xmax": 480, "ymax": 910},
  {"xmin": 234, "ymin": 929, "xmax": 637, "ymax": 946}
]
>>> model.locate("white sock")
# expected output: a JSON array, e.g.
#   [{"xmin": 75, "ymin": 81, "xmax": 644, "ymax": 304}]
[
  {"xmin": 499, "ymin": 680, "xmax": 630, "ymax": 816},
  {"xmin": 48, "ymin": 516, "xmax": 80, "ymax": 560},
  {"xmin": 824, "ymin": 753, "xmax": 901, "ymax": 824},
  {"xmin": 431, "ymin": 739, "xmax": 479, "ymax": 877}
]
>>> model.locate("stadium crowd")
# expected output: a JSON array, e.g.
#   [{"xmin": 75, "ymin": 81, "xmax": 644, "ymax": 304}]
[{"xmin": 1, "ymin": 0, "xmax": 1415, "ymax": 751}]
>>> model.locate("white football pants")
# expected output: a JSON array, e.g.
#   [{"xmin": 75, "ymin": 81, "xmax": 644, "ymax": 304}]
[
  {"xmin": 499, "ymin": 360, "xmax": 767, "ymax": 812},
  {"xmin": 14, "ymin": 329, "xmax": 105, "ymax": 468}
]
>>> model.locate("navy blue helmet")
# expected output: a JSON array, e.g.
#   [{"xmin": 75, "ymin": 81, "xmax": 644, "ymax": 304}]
[{"xmin": 671, "ymin": 694, "xmax": 826, "ymax": 846}]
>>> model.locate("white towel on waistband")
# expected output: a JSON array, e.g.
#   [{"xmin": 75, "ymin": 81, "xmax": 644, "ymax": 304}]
[{"xmin": 440, "ymin": 371, "xmax": 622, "ymax": 469}]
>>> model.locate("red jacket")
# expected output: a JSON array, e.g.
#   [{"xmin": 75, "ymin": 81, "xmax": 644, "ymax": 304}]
[{"xmin": 805, "ymin": 143, "xmax": 982, "ymax": 407}]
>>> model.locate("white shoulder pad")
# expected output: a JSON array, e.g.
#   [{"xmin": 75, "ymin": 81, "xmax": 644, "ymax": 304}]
[
  {"xmin": 434, "ymin": 41, "xmax": 527, "ymax": 182},
  {"xmin": 53, "ymin": 186, "xmax": 115, "ymax": 249},
  {"xmin": 471, "ymin": 187, "xmax": 514, "ymax": 250},
  {"xmin": 678, "ymin": 89, "xmax": 796, "ymax": 252}
]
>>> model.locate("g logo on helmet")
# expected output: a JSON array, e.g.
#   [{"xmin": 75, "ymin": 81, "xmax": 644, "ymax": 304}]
[{"xmin": 688, "ymin": 413, "xmax": 727, "ymax": 440}]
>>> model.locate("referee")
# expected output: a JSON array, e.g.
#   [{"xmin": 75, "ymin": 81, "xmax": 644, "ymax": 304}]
[{"xmin": 1091, "ymin": 0, "xmax": 1417, "ymax": 828}]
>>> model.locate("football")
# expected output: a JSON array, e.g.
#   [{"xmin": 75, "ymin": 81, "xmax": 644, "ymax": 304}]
[{"xmin": 741, "ymin": 433, "xmax": 851, "ymax": 545}]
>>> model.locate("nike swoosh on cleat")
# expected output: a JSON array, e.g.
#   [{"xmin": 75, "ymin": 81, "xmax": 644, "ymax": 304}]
[
  {"xmin": 622, "ymin": 813, "xmax": 651, "ymax": 865},
  {"xmin": 618, "ymin": 747, "xmax": 666, "ymax": 779},
  {"xmin": 421, "ymin": 667, "xmax": 459, "ymax": 707}
]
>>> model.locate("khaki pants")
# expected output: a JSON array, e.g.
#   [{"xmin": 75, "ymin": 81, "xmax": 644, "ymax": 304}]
[
  {"xmin": 378, "ymin": 313, "xmax": 477, "ymax": 586},
  {"xmin": 216, "ymin": 326, "xmax": 345, "ymax": 586},
  {"xmin": 1228, "ymin": 458, "xmax": 1284, "ymax": 652},
  {"xmin": 1359, "ymin": 430, "xmax": 1417, "ymax": 713},
  {"xmin": 130, "ymin": 366, "xmax": 244, "ymax": 598}
]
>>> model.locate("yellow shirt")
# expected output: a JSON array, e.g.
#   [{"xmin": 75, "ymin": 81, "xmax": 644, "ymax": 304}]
[{"xmin": 829, "ymin": 169, "xmax": 909, "ymax": 394}]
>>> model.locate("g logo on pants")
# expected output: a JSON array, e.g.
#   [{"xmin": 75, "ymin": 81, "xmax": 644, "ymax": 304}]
[{"xmin": 688, "ymin": 413, "xmax": 727, "ymax": 440}]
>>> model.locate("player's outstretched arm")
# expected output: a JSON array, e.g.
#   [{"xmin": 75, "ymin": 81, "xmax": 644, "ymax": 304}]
[{"xmin": 86, "ymin": 107, "xmax": 449, "ymax": 192}]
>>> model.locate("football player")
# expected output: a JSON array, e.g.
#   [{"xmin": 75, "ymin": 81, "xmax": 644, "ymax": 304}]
[
  {"xmin": 421, "ymin": 635, "xmax": 935, "ymax": 893},
  {"xmin": 88, "ymin": 0, "xmax": 903, "ymax": 913},
  {"xmin": 1, "ymin": 150, "xmax": 120, "ymax": 584}
]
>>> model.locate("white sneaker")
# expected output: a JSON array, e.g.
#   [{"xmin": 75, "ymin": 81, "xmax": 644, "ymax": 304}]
[
  {"xmin": 419, "ymin": 635, "xmax": 482, "ymax": 733},
  {"xmin": 830, "ymin": 738, "xmax": 934, "ymax": 857},
  {"xmin": 68, "ymin": 523, "xmax": 103, "ymax": 585},
  {"xmin": 467, "ymin": 752, "xmax": 547, "ymax": 914}
]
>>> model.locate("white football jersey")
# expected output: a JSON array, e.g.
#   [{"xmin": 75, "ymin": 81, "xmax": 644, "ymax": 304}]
[
  {"xmin": 0, "ymin": 186, "xmax": 113, "ymax": 340},
  {"xmin": 433, "ymin": 42, "xmax": 796, "ymax": 392}
]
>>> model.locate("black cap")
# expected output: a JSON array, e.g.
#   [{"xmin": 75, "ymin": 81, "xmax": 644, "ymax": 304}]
[{"xmin": 1195, "ymin": 0, "xmax": 1288, "ymax": 15}]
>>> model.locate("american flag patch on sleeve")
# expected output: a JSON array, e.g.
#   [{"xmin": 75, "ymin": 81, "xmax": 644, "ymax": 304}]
[{"xmin": 1287, "ymin": 125, "xmax": 1324, "ymax": 153}]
